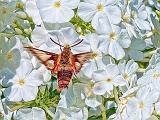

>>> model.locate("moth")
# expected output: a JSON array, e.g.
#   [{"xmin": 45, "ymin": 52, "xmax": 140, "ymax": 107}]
[{"xmin": 25, "ymin": 38, "xmax": 93, "ymax": 92}]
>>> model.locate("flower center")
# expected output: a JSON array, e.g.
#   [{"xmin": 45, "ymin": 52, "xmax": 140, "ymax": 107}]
[
  {"xmin": 109, "ymin": 32, "xmax": 117, "ymax": 41},
  {"xmin": 53, "ymin": 1, "xmax": 61, "ymax": 9},
  {"xmin": 1, "ymin": 7, "xmax": 7, "ymax": 14},
  {"xmin": 122, "ymin": 15, "xmax": 130, "ymax": 23},
  {"xmin": 106, "ymin": 78, "xmax": 112, "ymax": 83},
  {"xmin": 91, "ymin": 52, "xmax": 98, "ymax": 59},
  {"xmin": 18, "ymin": 79, "xmax": 25, "ymax": 86},
  {"xmin": 96, "ymin": 4, "xmax": 104, "ymax": 12},
  {"xmin": 6, "ymin": 52, "xmax": 13, "ymax": 60},
  {"xmin": 138, "ymin": 101, "xmax": 144, "ymax": 109},
  {"xmin": 153, "ymin": 72, "xmax": 160, "ymax": 78},
  {"xmin": 123, "ymin": 73, "xmax": 129, "ymax": 80}
]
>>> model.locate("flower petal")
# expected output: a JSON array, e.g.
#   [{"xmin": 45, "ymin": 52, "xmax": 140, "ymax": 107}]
[
  {"xmin": 93, "ymin": 81, "xmax": 113, "ymax": 95},
  {"xmin": 105, "ymin": 5, "xmax": 121, "ymax": 24},
  {"xmin": 22, "ymin": 86, "xmax": 38, "ymax": 101},
  {"xmin": 78, "ymin": 2, "xmax": 96, "ymax": 22},
  {"xmin": 108, "ymin": 41, "xmax": 125, "ymax": 60}
]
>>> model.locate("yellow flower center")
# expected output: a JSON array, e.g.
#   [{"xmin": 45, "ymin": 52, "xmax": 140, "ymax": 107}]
[
  {"xmin": 106, "ymin": 78, "xmax": 112, "ymax": 83},
  {"xmin": 18, "ymin": 79, "xmax": 25, "ymax": 86},
  {"xmin": 91, "ymin": 52, "xmax": 98, "ymax": 59},
  {"xmin": 122, "ymin": 15, "xmax": 130, "ymax": 23},
  {"xmin": 6, "ymin": 52, "xmax": 13, "ymax": 60},
  {"xmin": 153, "ymin": 72, "xmax": 160, "ymax": 78},
  {"xmin": 96, "ymin": 4, "xmax": 104, "ymax": 12},
  {"xmin": 53, "ymin": 1, "xmax": 61, "ymax": 9},
  {"xmin": 1, "ymin": 7, "xmax": 7, "ymax": 14},
  {"xmin": 109, "ymin": 32, "xmax": 117, "ymax": 41},
  {"xmin": 123, "ymin": 73, "xmax": 129, "ymax": 80},
  {"xmin": 138, "ymin": 101, "xmax": 144, "ymax": 109}
]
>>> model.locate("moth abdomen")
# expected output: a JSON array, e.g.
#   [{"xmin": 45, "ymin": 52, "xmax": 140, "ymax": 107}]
[{"xmin": 57, "ymin": 69, "xmax": 73, "ymax": 91}]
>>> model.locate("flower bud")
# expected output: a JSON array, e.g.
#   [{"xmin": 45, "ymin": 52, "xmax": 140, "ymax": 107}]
[
  {"xmin": 24, "ymin": 29, "xmax": 32, "ymax": 35},
  {"xmin": 15, "ymin": 28, "xmax": 23, "ymax": 35},
  {"xmin": 76, "ymin": 27, "xmax": 82, "ymax": 33},
  {"xmin": 16, "ymin": 11, "xmax": 27, "ymax": 19}
]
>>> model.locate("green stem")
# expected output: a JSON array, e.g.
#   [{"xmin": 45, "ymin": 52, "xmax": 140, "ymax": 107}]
[
  {"xmin": 100, "ymin": 96, "xmax": 107, "ymax": 120},
  {"xmin": 113, "ymin": 87, "xmax": 120, "ymax": 105}
]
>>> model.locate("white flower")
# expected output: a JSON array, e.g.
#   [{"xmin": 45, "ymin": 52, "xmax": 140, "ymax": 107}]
[
  {"xmin": 117, "ymin": 60, "xmax": 138, "ymax": 89},
  {"xmin": 3, "ymin": 60, "xmax": 43, "ymax": 101},
  {"xmin": 16, "ymin": 107, "xmax": 46, "ymax": 120},
  {"xmin": 123, "ymin": 1, "xmax": 151, "ymax": 32},
  {"xmin": 80, "ymin": 33, "xmax": 106, "ymax": 78},
  {"xmin": 98, "ymin": 24, "xmax": 131, "ymax": 60},
  {"xmin": 31, "ymin": 26, "xmax": 50, "ymax": 47},
  {"xmin": 36, "ymin": 0, "xmax": 80, "ymax": 23},
  {"xmin": 0, "ymin": 36, "xmax": 21, "ymax": 74},
  {"xmin": 55, "ymin": 86, "xmax": 88, "ymax": 120},
  {"xmin": 137, "ymin": 65, "xmax": 160, "ymax": 92},
  {"xmin": 55, "ymin": 107, "xmax": 88, "ymax": 120},
  {"xmin": 92, "ymin": 64, "xmax": 125, "ymax": 95},
  {"xmin": 113, "ymin": 87, "xmax": 139, "ymax": 120},
  {"xmin": 25, "ymin": 0, "xmax": 42, "ymax": 25},
  {"xmin": 126, "ymin": 37, "xmax": 146, "ymax": 61},
  {"xmin": 126, "ymin": 87, "xmax": 159, "ymax": 120},
  {"xmin": 78, "ymin": 0, "xmax": 121, "ymax": 30}
]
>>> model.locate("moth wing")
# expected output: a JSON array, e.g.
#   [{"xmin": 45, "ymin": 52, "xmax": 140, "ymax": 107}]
[
  {"xmin": 73, "ymin": 52, "xmax": 93, "ymax": 73},
  {"xmin": 25, "ymin": 46, "xmax": 59, "ymax": 73}
]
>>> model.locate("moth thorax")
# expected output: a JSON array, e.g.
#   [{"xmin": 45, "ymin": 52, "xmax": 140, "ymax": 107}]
[{"xmin": 46, "ymin": 60, "xmax": 54, "ymax": 69}]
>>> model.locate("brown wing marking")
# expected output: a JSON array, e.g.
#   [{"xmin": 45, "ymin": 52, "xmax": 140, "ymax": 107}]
[
  {"xmin": 25, "ymin": 46, "xmax": 59, "ymax": 73},
  {"xmin": 73, "ymin": 52, "xmax": 93, "ymax": 73}
]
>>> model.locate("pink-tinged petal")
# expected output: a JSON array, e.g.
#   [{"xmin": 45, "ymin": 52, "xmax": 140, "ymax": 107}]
[{"xmin": 22, "ymin": 86, "xmax": 38, "ymax": 101}]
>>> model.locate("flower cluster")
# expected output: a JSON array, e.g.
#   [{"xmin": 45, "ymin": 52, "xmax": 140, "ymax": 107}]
[{"xmin": 0, "ymin": 0, "xmax": 160, "ymax": 120}]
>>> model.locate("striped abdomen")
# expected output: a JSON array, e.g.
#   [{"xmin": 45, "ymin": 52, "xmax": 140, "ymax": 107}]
[{"xmin": 57, "ymin": 69, "xmax": 73, "ymax": 91}]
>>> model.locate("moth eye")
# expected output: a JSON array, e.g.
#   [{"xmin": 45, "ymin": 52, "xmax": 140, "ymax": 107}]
[{"xmin": 46, "ymin": 60, "xmax": 54, "ymax": 69}]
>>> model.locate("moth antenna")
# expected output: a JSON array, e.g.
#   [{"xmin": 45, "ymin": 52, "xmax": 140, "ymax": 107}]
[
  {"xmin": 50, "ymin": 37, "xmax": 63, "ymax": 51},
  {"xmin": 55, "ymin": 35, "xmax": 63, "ymax": 52},
  {"xmin": 71, "ymin": 39, "xmax": 83, "ymax": 47}
]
